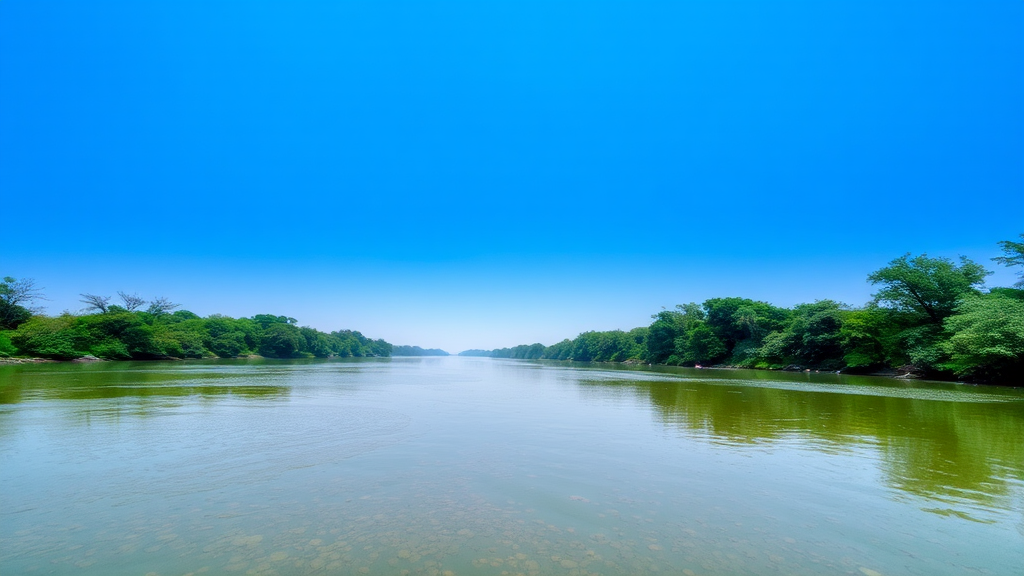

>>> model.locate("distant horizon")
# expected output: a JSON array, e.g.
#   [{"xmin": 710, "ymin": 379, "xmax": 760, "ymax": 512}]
[
  {"xmin": 9, "ymin": 244, "xmax": 1020, "ymax": 354},
  {"xmin": 3, "ymin": 2, "xmax": 1021, "ymax": 354}
]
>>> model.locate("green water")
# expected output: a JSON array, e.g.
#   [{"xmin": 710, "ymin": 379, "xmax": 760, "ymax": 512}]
[{"xmin": 1, "ymin": 357, "xmax": 1021, "ymax": 576}]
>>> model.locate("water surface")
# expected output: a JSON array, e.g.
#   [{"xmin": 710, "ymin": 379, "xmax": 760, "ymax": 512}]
[{"xmin": 1, "ymin": 357, "xmax": 1022, "ymax": 575}]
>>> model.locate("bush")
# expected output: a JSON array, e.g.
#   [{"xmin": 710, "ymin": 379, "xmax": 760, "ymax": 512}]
[
  {"xmin": 210, "ymin": 332, "xmax": 247, "ymax": 358},
  {"xmin": 21, "ymin": 331, "xmax": 82, "ymax": 359},
  {"xmin": 0, "ymin": 331, "xmax": 17, "ymax": 357},
  {"xmin": 91, "ymin": 340, "xmax": 131, "ymax": 360},
  {"xmin": 10, "ymin": 316, "xmax": 88, "ymax": 359},
  {"xmin": 943, "ymin": 294, "xmax": 1024, "ymax": 382}
]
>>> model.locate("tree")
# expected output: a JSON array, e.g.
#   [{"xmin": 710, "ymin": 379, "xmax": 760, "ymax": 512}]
[
  {"xmin": 210, "ymin": 332, "xmax": 248, "ymax": 358},
  {"xmin": 732, "ymin": 301, "xmax": 789, "ymax": 341},
  {"xmin": 943, "ymin": 293, "xmax": 1024, "ymax": 382},
  {"xmin": 259, "ymin": 323, "xmax": 304, "ymax": 358},
  {"xmin": 839, "ymin": 306, "xmax": 890, "ymax": 368},
  {"xmin": 79, "ymin": 293, "xmax": 111, "ymax": 314},
  {"xmin": 867, "ymin": 254, "xmax": 990, "ymax": 324},
  {"xmin": 623, "ymin": 327, "xmax": 649, "ymax": 360},
  {"xmin": 646, "ymin": 312, "xmax": 679, "ymax": 363},
  {"xmin": 1, "ymin": 276, "xmax": 45, "ymax": 329},
  {"xmin": 252, "ymin": 314, "xmax": 297, "ymax": 328},
  {"xmin": 680, "ymin": 323, "xmax": 726, "ymax": 364},
  {"xmin": 646, "ymin": 304, "xmax": 704, "ymax": 363},
  {"xmin": 146, "ymin": 297, "xmax": 179, "ymax": 316},
  {"xmin": 9, "ymin": 314, "xmax": 87, "ymax": 359},
  {"xmin": 543, "ymin": 339, "xmax": 573, "ymax": 360},
  {"xmin": 300, "ymin": 326, "xmax": 333, "ymax": 358},
  {"xmin": 992, "ymin": 233, "xmax": 1024, "ymax": 288},
  {"xmin": 117, "ymin": 291, "xmax": 147, "ymax": 312},
  {"xmin": 756, "ymin": 330, "xmax": 797, "ymax": 366},
  {"xmin": 788, "ymin": 300, "xmax": 847, "ymax": 368},
  {"xmin": 703, "ymin": 298, "xmax": 750, "ymax": 347}
]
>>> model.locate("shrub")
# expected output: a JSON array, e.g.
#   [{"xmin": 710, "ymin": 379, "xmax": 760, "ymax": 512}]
[{"xmin": 91, "ymin": 340, "xmax": 131, "ymax": 360}]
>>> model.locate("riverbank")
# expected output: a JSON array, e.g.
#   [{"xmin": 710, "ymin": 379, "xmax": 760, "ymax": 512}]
[
  {"xmin": 525, "ymin": 357, "xmax": 999, "ymax": 386},
  {"xmin": 0, "ymin": 353, "xmax": 373, "ymax": 364},
  {"xmin": 0, "ymin": 357, "xmax": 58, "ymax": 364},
  {"xmin": 8, "ymin": 354, "xmax": 1007, "ymax": 389}
]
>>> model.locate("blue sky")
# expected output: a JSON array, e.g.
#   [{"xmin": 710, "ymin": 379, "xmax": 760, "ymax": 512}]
[{"xmin": 2, "ymin": 2, "xmax": 1021, "ymax": 353}]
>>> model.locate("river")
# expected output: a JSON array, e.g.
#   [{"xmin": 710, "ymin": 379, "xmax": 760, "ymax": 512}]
[{"xmin": 1, "ymin": 357, "xmax": 1021, "ymax": 575}]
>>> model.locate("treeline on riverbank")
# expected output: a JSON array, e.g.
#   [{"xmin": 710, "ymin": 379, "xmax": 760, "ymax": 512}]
[
  {"xmin": 0, "ymin": 286, "xmax": 391, "ymax": 360},
  {"xmin": 461, "ymin": 239, "xmax": 1024, "ymax": 385},
  {"xmin": 392, "ymin": 345, "xmax": 449, "ymax": 356}
]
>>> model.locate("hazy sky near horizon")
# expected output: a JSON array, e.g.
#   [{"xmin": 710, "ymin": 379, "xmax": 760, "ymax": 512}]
[{"xmin": 2, "ymin": 2, "xmax": 1022, "ymax": 353}]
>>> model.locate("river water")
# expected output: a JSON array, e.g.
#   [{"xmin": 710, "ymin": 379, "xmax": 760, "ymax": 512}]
[{"xmin": 1, "ymin": 357, "xmax": 1021, "ymax": 575}]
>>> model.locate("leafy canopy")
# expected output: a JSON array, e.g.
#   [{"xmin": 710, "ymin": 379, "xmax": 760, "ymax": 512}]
[
  {"xmin": 943, "ymin": 293, "xmax": 1024, "ymax": 381},
  {"xmin": 993, "ymin": 233, "xmax": 1024, "ymax": 288},
  {"xmin": 868, "ymin": 254, "xmax": 989, "ymax": 324}
]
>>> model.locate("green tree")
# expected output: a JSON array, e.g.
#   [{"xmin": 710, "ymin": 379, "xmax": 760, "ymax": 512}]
[
  {"xmin": 78, "ymin": 311, "xmax": 165, "ymax": 358},
  {"xmin": 152, "ymin": 319, "xmax": 208, "ymax": 358},
  {"xmin": 210, "ymin": 332, "xmax": 248, "ymax": 358},
  {"xmin": 259, "ymin": 323, "xmax": 304, "ymax": 358},
  {"xmin": 702, "ymin": 297, "xmax": 748, "ymax": 348},
  {"xmin": 624, "ymin": 327, "xmax": 649, "ymax": 360},
  {"xmin": 170, "ymin": 309, "xmax": 200, "ymax": 321},
  {"xmin": 839, "ymin": 306, "xmax": 890, "ymax": 368},
  {"xmin": 867, "ymin": 254, "xmax": 991, "ymax": 373},
  {"xmin": 0, "ymin": 331, "xmax": 18, "ymax": 357},
  {"xmin": 788, "ymin": 300, "xmax": 847, "ymax": 369},
  {"xmin": 368, "ymin": 338, "xmax": 392, "ymax": 357},
  {"xmin": 252, "ymin": 314, "xmax": 297, "ymax": 328},
  {"xmin": 943, "ymin": 293, "xmax": 1024, "ymax": 382},
  {"xmin": 730, "ymin": 301, "xmax": 790, "ymax": 342},
  {"xmin": 570, "ymin": 332, "xmax": 600, "ymax": 361},
  {"xmin": 755, "ymin": 330, "xmax": 798, "ymax": 367},
  {"xmin": 300, "ymin": 327, "xmax": 333, "ymax": 357},
  {"xmin": 646, "ymin": 304, "xmax": 703, "ymax": 363},
  {"xmin": 0, "ymin": 276, "xmax": 45, "ymax": 330},
  {"xmin": 543, "ymin": 339, "xmax": 573, "ymax": 360},
  {"xmin": 993, "ymin": 233, "xmax": 1024, "ymax": 288},
  {"xmin": 680, "ymin": 323, "xmax": 726, "ymax": 364},
  {"xmin": 646, "ymin": 314, "xmax": 680, "ymax": 363},
  {"xmin": 10, "ymin": 314, "xmax": 88, "ymax": 359},
  {"xmin": 868, "ymin": 254, "xmax": 990, "ymax": 324}
]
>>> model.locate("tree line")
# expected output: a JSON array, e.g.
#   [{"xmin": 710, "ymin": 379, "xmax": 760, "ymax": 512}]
[
  {"xmin": 0, "ymin": 287, "xmax": 391, "ymax": 360},
  {"xmin": 460, "ymin": 237, "xmax": 1024, "ymax": 385},
  {"xmin": 392, "ymin": 345, "xmax": 450, "ymax": 356}
]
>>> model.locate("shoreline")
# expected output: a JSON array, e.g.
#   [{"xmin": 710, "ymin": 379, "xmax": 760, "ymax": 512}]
[
  {"xmin": 0, "ymin": 353, "xmax": 372, "ymax": 365},
  {"xmin": 4, "ymin": 354, "xmax": 1013, "ymax": 388}
]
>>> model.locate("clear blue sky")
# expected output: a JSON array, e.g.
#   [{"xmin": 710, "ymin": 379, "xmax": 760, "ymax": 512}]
[{"xmin": 2, "ymin": 2, "xmax": 1021, "ymax": 353}]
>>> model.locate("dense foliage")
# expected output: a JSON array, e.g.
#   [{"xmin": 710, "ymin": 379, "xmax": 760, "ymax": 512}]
[
  {"xmin": 460, "ymin": 242, "xmax": 1024, "ymax": 385},
  {"xmin": 0, "ymin": 288, "xmax": 391, "ymax": 361}
]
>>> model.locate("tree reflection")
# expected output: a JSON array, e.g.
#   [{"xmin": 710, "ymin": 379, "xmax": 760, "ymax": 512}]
[{"xmin": 581, "ymin": 377, "xmax": 1024, "ymax": 511}]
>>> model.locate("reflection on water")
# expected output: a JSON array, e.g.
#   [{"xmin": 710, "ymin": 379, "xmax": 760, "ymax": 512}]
[
  {"xmin": 578, "ymin": 375, "xmax": 1024, "ymax": 513},
  {"xmin": 0, "ymin": 361, "xmax": 293, "ymax": 404},
  {"xmin": 0, "ymin": 358, "xmax": 1022, "ymax": 575}
]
